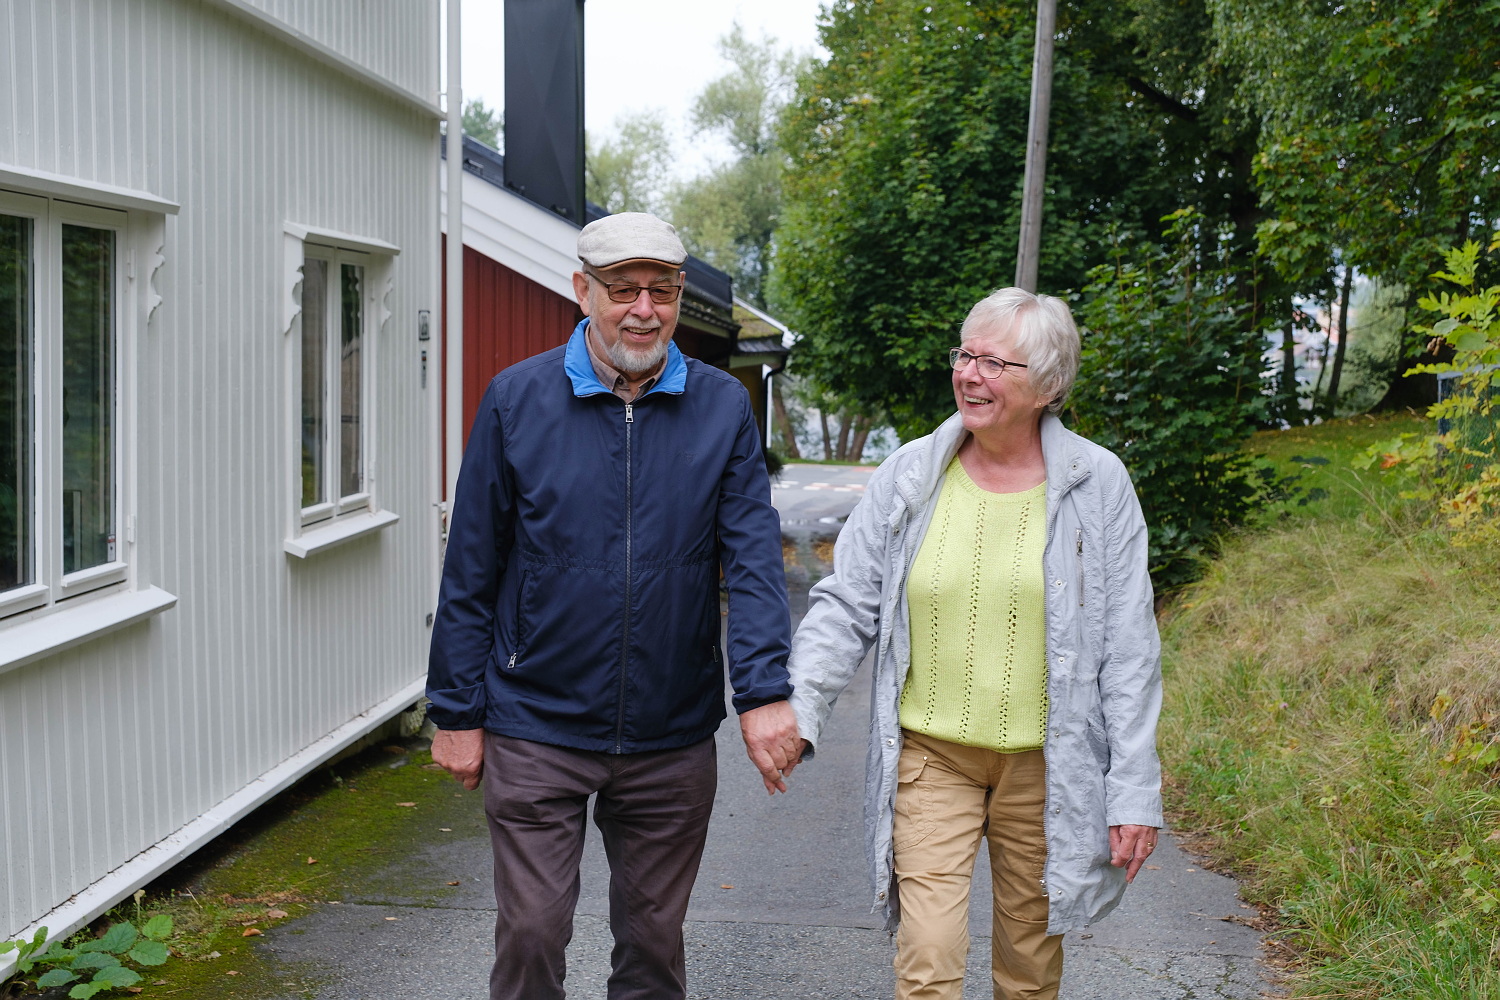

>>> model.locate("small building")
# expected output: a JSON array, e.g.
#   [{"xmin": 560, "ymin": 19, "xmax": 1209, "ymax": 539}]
[{"xmin": 1, "ymin": 0, "xmax": 442, "ymax": 962}]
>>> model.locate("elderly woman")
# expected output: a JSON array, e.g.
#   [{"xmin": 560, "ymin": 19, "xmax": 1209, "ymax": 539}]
[{"xmin": 788, "ymin": 288, "xmax": 1163, "ymax": 999}]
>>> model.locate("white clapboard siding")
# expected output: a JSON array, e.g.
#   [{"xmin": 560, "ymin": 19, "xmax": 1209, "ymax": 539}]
[{"xmin": 0, "ymin": 0, "xmax": 440, "ymax": 943}]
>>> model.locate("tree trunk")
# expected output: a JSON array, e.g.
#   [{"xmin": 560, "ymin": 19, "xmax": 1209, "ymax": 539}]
[
  {"xmin": 1311, "ymin": 323, "xmax": 1332, "ymax": 410},
  {"xmin": 1325, "ymin": 264, "xmax": 1354, "ymax": 413},
  {"xmin": 849, "ymin": 415, "xmax": 873, "ymax": 463},
  {"xmin": 835, "ymin": 409, "xmax": 853, "ymax": 461},
  {"xmin": 819, "ymin": 409, "xmax": 833, "ymax": 461},
  {"xmin": 1279, "ymin": 318, "xmax": 1298, "ymax": 423},
  {"xmin": 770, "ymin": 375, "xmax": 800, "ymax": 459}
]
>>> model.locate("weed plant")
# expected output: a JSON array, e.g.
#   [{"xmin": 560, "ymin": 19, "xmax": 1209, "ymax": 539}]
[{"xmin": 1160, "ymin": 421, "xmax": 1500, "ymax": 998}]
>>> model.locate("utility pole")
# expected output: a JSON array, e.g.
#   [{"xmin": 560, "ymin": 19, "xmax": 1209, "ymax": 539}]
[{"xmin": 1014, "ymin": 0, "xmax": 1056, "ymax": 293}]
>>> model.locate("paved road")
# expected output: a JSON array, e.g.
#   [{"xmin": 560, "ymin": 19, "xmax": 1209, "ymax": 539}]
[{"xmin": 259, "ymin": 465, "xmax": 1274, "ymax": 998}]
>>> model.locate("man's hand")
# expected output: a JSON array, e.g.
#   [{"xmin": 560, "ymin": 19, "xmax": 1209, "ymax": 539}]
[
  {"xmin": 431, "ymin": 728, "xmax": 485, "ymax": 791},
  {"xmin": 739, "ymin": 701, "xmax": 804, "ymax": 795},
  {"xmin": 1109, "ymin": 824, "xmax": 1159, "ymax": 883}
]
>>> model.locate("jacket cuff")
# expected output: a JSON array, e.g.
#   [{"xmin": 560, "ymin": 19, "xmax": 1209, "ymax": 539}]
[{"xmin": 424, "ymin": 682, "xmax": 486, "ymax": 730}]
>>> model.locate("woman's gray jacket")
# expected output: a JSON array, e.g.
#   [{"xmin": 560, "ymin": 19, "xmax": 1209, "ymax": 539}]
[{"xmin": 787, "ymin": 411, "xmax": 1164, "ymax": 936}]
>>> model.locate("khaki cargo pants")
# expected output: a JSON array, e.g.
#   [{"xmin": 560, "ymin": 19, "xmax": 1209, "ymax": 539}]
[{"xmin": 892, "ymin": 729, "xmax": 1063, "ymax": 1000}]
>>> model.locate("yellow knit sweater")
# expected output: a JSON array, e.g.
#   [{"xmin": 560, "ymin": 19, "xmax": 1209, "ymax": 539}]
[{"xmin": 899, "ymin": 457, "xmax": 1048, "ymax": 752}]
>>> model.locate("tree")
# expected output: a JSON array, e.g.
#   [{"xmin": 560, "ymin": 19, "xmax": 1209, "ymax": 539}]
[
  {"xmin": 671, "ymin": 25, "xmax": 803, "ymax": 308},
  {"xmin": 585, "ymin": 112, "xmax": 673, "ymax": 216},
  {"xmin": 772, "ymin": 0, "xmax": 1186, "ymax": 438},
  {"xmin": 1213, "ymin": 0, "xmax": 1500, "ymax": 404},
  {"xmin": 462, "ymin": 99, "xmax": 502, "ymax": 150}
]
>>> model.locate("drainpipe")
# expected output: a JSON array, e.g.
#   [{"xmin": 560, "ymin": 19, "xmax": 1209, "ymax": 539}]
[{"xmin": 444, "ymin": 0, "xmax": 464, "ymax": 510}]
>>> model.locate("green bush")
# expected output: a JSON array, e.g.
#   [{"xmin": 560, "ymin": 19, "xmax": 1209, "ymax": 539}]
[{"xmin": 1069, "ymin": 209, "xmax": 1273, "ymax": 589}]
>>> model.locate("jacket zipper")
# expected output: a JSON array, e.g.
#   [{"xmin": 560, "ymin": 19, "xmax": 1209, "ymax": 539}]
[
  {"xmin": 1076, "ymin": 528, "xmax": 1085, "ymax": 607},
  {"xmin": 614, "ymin": 402, "xmax": 634, "ymax": 753}
]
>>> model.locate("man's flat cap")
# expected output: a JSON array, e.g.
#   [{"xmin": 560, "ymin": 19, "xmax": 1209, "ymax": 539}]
[{"xmin": 577, "ymin": 212, "xmax": 687, "ymax": 269}]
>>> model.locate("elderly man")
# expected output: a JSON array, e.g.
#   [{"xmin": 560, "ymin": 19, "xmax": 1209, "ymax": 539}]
[{"xmin": 426, "ymin": 212, "xmax": 801, "ymax": 1000}]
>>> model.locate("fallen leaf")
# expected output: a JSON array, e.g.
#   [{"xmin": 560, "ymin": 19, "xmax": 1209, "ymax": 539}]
[
  {"xmin": 242, "ymin": 928, "xmax": 263, "ymax": 938},
  {"xmin": 439, "ymin": 828, "xmax": 453, "ymax": 832},
  {"xmin": 206, "ymin": 952, "xmax": 222, "ymax": 960},
  {"xmin": 446, "ymin": 881, "xmax": 461, "ymax": 886},
  {"xmin": 127, "ymin": 989, "xmax": 144, "ymax": 995},
  {"xmin": 306, "ymin": 857, "xmax": 318, "ymax": 865},
  {"xmin": 720, "ymin": 884, "xmax": 734, "ymax": 890},
  {"xmin": 385, "ymin": 917, "xmax": 398, "ymax": 921},
  {"xmin": 266, "ymin": 909, "xmax": 288, "ymax": 919},
  {"xmin": 1486, "ymin": 829, "xmax": 1500, "ymax": 843},
  {"xmin": 396, "ymin": 802, "xmax": 417, "ymax": 808},
  {"xmin": 383, "ymin": 746, "xmax": 406, "ymax": 754},
  {"xmin": 226, "ymin": 970, "xmax": 241, "ymax": 976}
]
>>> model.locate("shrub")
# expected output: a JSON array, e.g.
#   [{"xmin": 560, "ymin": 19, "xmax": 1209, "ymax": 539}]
[{"xmin": 1069, "ymin": 209, "xmax": 1272, "ymax": 589}]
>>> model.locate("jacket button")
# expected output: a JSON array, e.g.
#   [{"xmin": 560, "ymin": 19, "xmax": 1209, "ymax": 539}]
[
  {"xmin": 885, "ymin": 738, "xmax": 896, "ymax": 748},
  {"xmin": 1053, "ymin": 579, "xmax": 1063, "ymax": 587},
  {"xmin": 878, "ymin": 891, "xmax": 887, "ymax": 901}
]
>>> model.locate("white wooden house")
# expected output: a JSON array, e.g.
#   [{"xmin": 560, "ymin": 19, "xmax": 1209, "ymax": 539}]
[{"xmin": 0, "ymin": 0, "xmax": 442, "ymax": 964}]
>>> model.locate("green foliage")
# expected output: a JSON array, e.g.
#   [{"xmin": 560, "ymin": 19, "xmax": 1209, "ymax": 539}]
[
  {"xmin": 2, "ymin": 916, "xmax": 172, "ymax": 998},
  {"xmin": 671, "ymin": 24, "xmax": 803, "ymax": 307},
  {"xmin": 460, "ymin": 99, "xmax": 502, "ymax": 151},
  {"xmin": 772, "ymin": 0, "xmax": 1248, "ymax": 438},
  {"xmin": 1357, "ymin": 237, "xmax": 1500, "ymax": 545},
  {"xmin": 1215, "ymin": 0, "xmax": 1500, "ymax": 300},
  {"xmin": 585, "ymin": 111, "xmax": 673, "ymax": 217},
  {"xmin": 1069, "ymin": 210, "xmax": 1272, "ymax": 589}
]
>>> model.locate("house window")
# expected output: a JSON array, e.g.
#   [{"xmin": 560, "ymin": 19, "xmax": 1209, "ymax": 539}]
[
  {"xmin": 299, "ymin": 249, "xmax": 368, "ymax": 524},
  {"xmin": 0, "ymin": 193, "xmax": 127, "ymax": 618}
]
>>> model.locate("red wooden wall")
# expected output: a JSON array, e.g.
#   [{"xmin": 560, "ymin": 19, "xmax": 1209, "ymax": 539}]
[{"xmin": 441, "ymin": 237, "xmax": 583, "ymax": 450}]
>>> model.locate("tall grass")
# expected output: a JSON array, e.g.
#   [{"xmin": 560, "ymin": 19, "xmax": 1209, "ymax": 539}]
[{"xmin": 1161, "ymin": 417, "xmax": 1500, "ymax": 998}]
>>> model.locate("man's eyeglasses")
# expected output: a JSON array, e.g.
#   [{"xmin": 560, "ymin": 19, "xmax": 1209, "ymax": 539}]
[
  {"xmin": 948, "ymin": 348, "xmax": 1028, "ymax": 379},
  {"xmin": 586, "ymin": 269, "xmax": 684, "ymax": 305}
]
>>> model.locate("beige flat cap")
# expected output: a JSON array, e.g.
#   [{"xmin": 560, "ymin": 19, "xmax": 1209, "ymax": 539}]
[{"xmin": 577, "ymin": 212, "xmax": 687, "ymax": 269}]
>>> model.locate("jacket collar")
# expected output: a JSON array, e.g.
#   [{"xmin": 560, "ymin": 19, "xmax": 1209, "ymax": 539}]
[
  {"xmin": 563, "ymin": 318, "xmax": 688, "ymax": 398},
  {"xmin": 907, "ymin": 411, "xmax": 1088, "ymax": 509}
]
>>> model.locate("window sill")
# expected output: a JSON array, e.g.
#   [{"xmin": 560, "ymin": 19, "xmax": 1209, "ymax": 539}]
[
  {"xmin": 0, "ymin": 586, "xmax": 179, "ymax": 677},
  {"xmin": 284, "ymin": 509, "xmax": 400, "ymax": 558}
]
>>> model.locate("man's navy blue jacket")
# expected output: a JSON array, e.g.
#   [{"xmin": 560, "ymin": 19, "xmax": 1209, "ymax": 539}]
[{"xmin": 426, "ymin": 321, "xmax": 793, "ymax": 753}]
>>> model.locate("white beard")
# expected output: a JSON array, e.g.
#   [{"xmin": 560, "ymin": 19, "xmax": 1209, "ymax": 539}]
[{"xmin": 606, "ymin": 336, "xmax": 668, "ymax": 377}]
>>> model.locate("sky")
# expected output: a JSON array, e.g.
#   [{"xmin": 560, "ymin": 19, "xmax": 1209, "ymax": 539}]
[{"xmin": 450, "ymin": 0, "xmax": 829, "ymax": 178}]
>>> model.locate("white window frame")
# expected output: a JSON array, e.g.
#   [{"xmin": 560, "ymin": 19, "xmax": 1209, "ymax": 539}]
[
  {"xmin": 0, "ymin": 190, "xmax": 137, "ymax": 622},
  {"xmin": 282, "ymin": 225, "xmax": 399, "ymax": 558}
]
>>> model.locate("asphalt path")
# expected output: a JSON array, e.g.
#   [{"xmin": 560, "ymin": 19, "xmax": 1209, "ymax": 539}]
[{"xmin": 259, "ymin": 464, "xmax": 1274, "ymax": 998}]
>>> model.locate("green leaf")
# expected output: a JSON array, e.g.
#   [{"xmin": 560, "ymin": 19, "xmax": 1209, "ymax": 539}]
[
  {"xmin": 128, "ymin": 940, "xmax": 170, "ymax": 966},
  {"xmin": 68, "ymin": 983, "xmax": 106, "ymax": 999},
  {"xmin": 95, "ymin": 923, "xmax": 138, "ymax": 954},
  {"xmin": 1432, "ymin": 317, "xmax": 1461, "ymax": 335},
  {"xmin": 36, "ymin": 968, "xmax": 80, "ymax": 988},
  {"xmin": 141, "ymin": 917, "xmax": 174, "ymax": 947},
  {"xmin": 1453, "ymin": 329, "xmax": 1489, "ymax": 352},
  {"xmin": 95, "ymin": 965, "xmax": 142, "ymax": 988},
  {"xmin": 70, "ymin": 952, "xmax": 119, "ymax": 971},
  {"xmin": 140, "ymin": 915, "xmax": 173, "ymax": 941}
]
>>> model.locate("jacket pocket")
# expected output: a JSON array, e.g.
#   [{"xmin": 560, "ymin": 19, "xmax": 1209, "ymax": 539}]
[
  {"xmin": 892, "ymin": 748, "xmax": 936, "ymax": 852},
  {"xmin": 505, "ymin": 567, "xmax": 533, "ymax": 671}
]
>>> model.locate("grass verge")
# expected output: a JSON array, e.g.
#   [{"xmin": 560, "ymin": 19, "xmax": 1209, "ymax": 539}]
[{"xmin": 1162, "ymin": 417, "xmax": 1500, "ymax": 998}]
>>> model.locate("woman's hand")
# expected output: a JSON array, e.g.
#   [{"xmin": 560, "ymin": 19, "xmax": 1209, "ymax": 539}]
[{"xmin": 1109, "ymin": 824, "xmax": 1159, "ymax": 883}]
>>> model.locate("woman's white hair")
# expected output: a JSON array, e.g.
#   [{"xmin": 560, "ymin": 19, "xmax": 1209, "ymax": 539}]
[{"xmin": 959, "ymin": 287, "xmax": 1080, "ymax": 414}]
